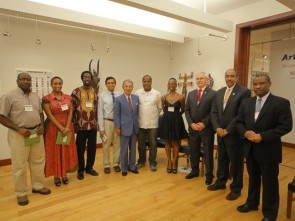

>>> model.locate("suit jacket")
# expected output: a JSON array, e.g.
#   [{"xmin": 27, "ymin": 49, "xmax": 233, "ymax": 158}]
[
  {"xmin": 185, "ymin": 87, "xmax": 216, "ymax": 135},
  {"xmin": 114, "ymin": 94, "xmax": 139, "ymax": 136},
  {"xmin": 211, "ymin": 84, "xmax": 251, "ymax": 141},
  {"xmin": 236, "ymin": 94, "xmax": 293, "ymax": 163}
]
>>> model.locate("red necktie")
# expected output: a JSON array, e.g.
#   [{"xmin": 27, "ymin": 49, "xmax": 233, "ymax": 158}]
[
  {"xmin": 128, "ymin": 96, "xmax": 133, "ymax": 112},
  {"xmin": 197, "ymin": 89, "xmax": 202, "ymax": 102}
]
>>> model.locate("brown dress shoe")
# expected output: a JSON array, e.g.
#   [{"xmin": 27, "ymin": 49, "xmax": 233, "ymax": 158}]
[
  {"xmin": 32, "ymin": 187, "xmax": 51, "ymax": 195},
  {"xmin": 104, "ymin": 167, "xmax": 111, "ymax": 174},
  {"xmin": 17, "ymin": 195, "xmax": 29, "ymax": 206},
  {"xmin": 226, "ymin": 192, "xmax": 241, "ymax": 201},
  {"xmin": 114, "ymin": 166, "xmax": 121, "ymax": 172}
]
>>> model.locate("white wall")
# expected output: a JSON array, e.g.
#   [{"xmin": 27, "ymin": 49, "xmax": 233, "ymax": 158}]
[
  {"xmin": 269, "ymin": 30, "xmax": 295, "ymax": 143},
  {"xmin": 0, "ymin": 18, "xmax": 171, "ymax": 160},
  {"xmin": 0, "ymin": 0, "xmax": 292, "ymax": 160}
]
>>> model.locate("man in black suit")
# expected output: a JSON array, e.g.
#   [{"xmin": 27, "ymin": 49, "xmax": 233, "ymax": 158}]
[
  {"xmin": 208, "ymin": 69, "xmax": 251, "ymax": 201},
  {"xmin": 185, "ymin": 72, "xmax": 216, "ymax": 185},
  {"xmin": 236, "ymin": 74, "xmax": 292, "ymax": 221}
]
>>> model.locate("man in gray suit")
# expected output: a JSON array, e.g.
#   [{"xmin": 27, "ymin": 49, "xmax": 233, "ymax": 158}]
[
  {"xmin": 114, "ymin": 79, "xmax": 139, "ymax": 176},
  {"xmin": 208, "ymin": 69, "xmax": 251, "ymax": 201},
  {"xmin": 185, "ymin": 72, "xmax": 216, "ymax": 185}
]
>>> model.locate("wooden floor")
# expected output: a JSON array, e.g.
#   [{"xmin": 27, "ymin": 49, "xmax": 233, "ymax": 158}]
[{"xmin": 0, "ymin": 147, "xmax": 294, "ymax": 221}]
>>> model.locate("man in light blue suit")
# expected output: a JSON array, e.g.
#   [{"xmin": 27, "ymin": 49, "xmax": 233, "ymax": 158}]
[{"xmin": 114, "ymin": 79, "xmax": 140, "ymax": 176}]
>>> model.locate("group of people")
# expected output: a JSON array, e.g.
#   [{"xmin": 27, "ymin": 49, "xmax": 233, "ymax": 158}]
[{"xmin": 0, "ymin": 70, "xmax": 292, "ymax": 221}]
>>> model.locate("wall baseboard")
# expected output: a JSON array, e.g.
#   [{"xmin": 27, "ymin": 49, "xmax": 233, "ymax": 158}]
[
  {"xmin": 282, "ymin": 142, "xmax": 295, "ymax": 148},
  {"xmin": 0, "ymin": 159, "xmax": 11, "ymax": 166},
  {"xmin": 0, "ymin": 143, "xmax": 103, "ymax": 167},
  {"xmin": 1, "ymin": 142, "xmax": 293, "ymax": 167}
]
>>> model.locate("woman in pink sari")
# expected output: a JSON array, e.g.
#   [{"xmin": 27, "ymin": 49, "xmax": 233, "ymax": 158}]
[{"xmin": 42, "ymin": 76, "xmax": 78, "ymax": 186}]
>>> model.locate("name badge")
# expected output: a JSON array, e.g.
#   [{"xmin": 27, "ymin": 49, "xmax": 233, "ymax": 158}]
[
  {"xmin": 61, "ymin": 104, "xmax": 69, "ymax": 111},
  {"xmin": 168, "ymin": 106, "xmax": 174, "ymax": 112},
  {"xmin": 86, "ymin": 102, "xmax": 93, "ymax": 108},
  {"xmin": 25, "ymin": 105, "xmax": 33, "ymax": 112}
]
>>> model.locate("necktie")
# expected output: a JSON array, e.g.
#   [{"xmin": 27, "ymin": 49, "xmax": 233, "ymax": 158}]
[
  {"xmin": 111, "ymin": 92, "xmax": 115, "ymax": 103},
  {"xmin": 256, "ymin": 98, "xmax": 262, "ymax": 112},
  {"xmin": 197, "ymin": 89, "xmax": 202, "ymax": 102},
  {"xmin": 223, "ymin": 88, "xmax": 231, "ymax": 104},
  {"xmin": 128, "ymin": 96, "xmax": 133, "ymax": 112}
]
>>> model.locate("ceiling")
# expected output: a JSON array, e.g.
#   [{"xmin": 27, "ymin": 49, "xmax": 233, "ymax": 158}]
[
  {"xmin": 168, "ymin": 0, "xmax": 264, "ymax": 14},
  {"xmin": 0, "ymin": 0, "xmax": 269, "ymax": 43},
  {"xmin": 0, "ymin": 0, "xmax": 294, "ymax": 44}
]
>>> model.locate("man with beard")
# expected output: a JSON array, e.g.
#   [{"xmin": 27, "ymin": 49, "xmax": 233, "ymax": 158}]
[
  {"xmin": 72, "ymin": 71, "xmax": 99, "ymax": 180},
  {"xmin": 0, "ymin": 72, "xmax": 51, "ymax": 206}
]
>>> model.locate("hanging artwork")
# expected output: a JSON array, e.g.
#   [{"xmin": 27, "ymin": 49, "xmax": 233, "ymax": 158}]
[
  {"xmin": 88, "ymin": 59, "xmax": 100, "ymax": 93},
  {"xmin": 178, "ymin": 72, "xmax": 193, "ymax": 99},
  {"xmin": 16, "ymin": 69, "xmax": 52, "ymax": 98}
]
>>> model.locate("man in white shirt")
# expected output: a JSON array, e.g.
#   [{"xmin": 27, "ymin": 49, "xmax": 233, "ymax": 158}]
[
  {"xmin": 135, "ymin": 75, "xmax": 162, "ymax": 172},
  {"xmin": 98, "ymin": 77, "xmax": 122, "ymax": 174}
]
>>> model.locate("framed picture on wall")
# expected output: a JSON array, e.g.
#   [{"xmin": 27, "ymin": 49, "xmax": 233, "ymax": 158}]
[{"xmin": 16, "ymin": 69, "xmax": 52, "ymax": 98}]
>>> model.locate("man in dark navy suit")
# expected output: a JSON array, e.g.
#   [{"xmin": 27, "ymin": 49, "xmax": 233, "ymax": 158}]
[
  {"xmin": 208, "ymin": 69, "xmax": 251, "ymax": 201},
  {"xmin": 236, "ymin": 73, "xmax": 292, "ymax": 221}
]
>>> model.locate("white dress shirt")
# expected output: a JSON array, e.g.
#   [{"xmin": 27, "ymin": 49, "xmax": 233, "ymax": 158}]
[
  {"xmin": 135, "ymin": 88, "xmax": 162, "ymax": 129},
  {"xmin": 98, "ymin": 90, "xmax": 122, "ymax": 131}
]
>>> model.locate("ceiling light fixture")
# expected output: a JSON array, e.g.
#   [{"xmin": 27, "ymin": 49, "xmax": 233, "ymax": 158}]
[
  {"xmin": 199, "ymin": 33, "xmax": 227, "ymax": 41},
  {"xmin": 105, "ymin": 35, "xmax": 110, "ymax": 52},
  {"xmin": 197, "ymin": 38, "xmax": 202, "ymax": 56},
  {"xmin": 3, "ymin": 16, "xmax": 12, "ymax": 37},
  {"xmin": 170, "ymin": 42, "xmax": 174, "ymax": 60},
  {"xmin": 90, "ymin": 29, "xmax": 96, "ymax": 51},
  {"xmin": 35, "ymin": 19, "xmax": 41, "ymax": 45}
]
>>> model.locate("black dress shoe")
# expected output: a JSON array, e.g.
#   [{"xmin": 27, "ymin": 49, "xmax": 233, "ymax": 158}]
[
  {"xmin": 122, "ymin": 172, "xmax": 127, "ymax": 176},
  {"xmin": 226, "ymin": 192, "xmax": 241, "ymax": 201},
  {"xmin": 77, "ymin": 172, "xmax": 84, "ymax": 180},
  {"xmin": 237, "ymin": 203, "xmax": 258, "ymax": 213},
  {"xmin": 261, "ymin": 217, "xmax": 275, "ymax": 221},
  {"xmin": 185, "ymin": 173, "xmax": 199, "ymax": 179},
  {"xmin": 205, "ymin": 178, "xmax": 213, "ymax": 185},
  {"xmin": 86, "ymin": 169, "xmax": 99, "ymax": 176},
  {"xmin": 128, "ymin": 169, "xmax": 139, "ymax": 174},
  {"xmin": 207, "ymin": 183, "xmax": 226, "ymax": 191}
]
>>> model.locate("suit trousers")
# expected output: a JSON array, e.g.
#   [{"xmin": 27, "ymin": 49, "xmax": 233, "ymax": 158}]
[
  {"xmin": 7, "ymin": 129, "xmax": 45, "ymax": 197},
  {"xmin": 102, "ymin": 120, "xmax": 120, "ymax": 168},
  {"xmin": 76, "ymin": 130, "xmax": 97, "ymax": 172},
  {"xmin": 246, "ymin": 150, "xmax": 279, "ymax": 220},
  {"xmin": 215, "ymin": 138, "xmax": 244, "ymax": 193},
  {"xmin": 137, "ymin": 128, "xmax": 157, "ymax": 166},
  {"xmin": 120, "ymin": 130, "xmax": 137, "ymax": 172},
  {"xmin": 189, "ymin": 133, "xmax": 214, "ymax": 179}
]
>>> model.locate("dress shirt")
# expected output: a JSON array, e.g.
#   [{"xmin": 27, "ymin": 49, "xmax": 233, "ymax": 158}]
[
  {"xmin": 0, "ymin": 87, "xmax": 42, "ymax": 128},
  {"xmin": 223, "ymin": 84, "xmax": 235, "ymax": 109},
  {"xmin": 98, "ymin": 90, "xmax": 122, "ymax": 131},
  {"xmin": 135, "ymin": 88, "xmax": 162, "ymax": 129},
  {"xmin": 254, "ymin": 92, "xmax": 270, "ymax": 120}
]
